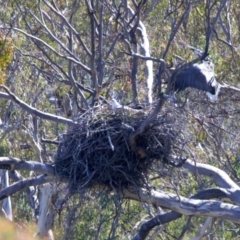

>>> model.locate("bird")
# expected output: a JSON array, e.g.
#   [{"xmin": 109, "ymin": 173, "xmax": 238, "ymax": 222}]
[{"xmin": 173, "ymin": 59, "xmax": 220, "ymax": 101}]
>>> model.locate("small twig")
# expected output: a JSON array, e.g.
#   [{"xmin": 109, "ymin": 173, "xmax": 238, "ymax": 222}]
[
  {"xmin": 178, "ymin": 216, "xmax": 192, "ymax": 240},
  {"xmin": 41, "ymin": 138, "xmax": 59, "ymax": 145},
  {"xmin": 122, "ymin": 51, "xmax": 166, "ymax": 63},
  {"xmin": 107, "ymin": 130, "xmax": 115, "ymax": 151}
]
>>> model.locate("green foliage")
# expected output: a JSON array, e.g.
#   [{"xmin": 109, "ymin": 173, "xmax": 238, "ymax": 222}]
[
  {"xmin": 0, "ymin": 34, "xmax": 13, "ymax": 84},
  {"xmin": 0, "ymin": 139, "xmax": 9, "ymax": 156},
  {"xmin": 53, "ymin": 193, "xmax": 144, "ymax": 240}
]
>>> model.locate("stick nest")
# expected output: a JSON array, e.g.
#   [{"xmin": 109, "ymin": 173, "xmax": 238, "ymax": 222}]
[{"xmin": 54, "ymin": 107, "xmax": 182, "ymax": 192}]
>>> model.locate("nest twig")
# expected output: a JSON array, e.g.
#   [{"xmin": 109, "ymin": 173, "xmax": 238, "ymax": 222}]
[{"xmin": 54, "ymin": 107, "xmax": 182, "ymax": 192}]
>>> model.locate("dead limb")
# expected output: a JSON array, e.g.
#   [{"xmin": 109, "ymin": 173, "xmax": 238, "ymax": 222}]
[
  {"xmin": 0, "ymin": 85, "xmax": 76, "ymax": 125},
  {"xmin": 124, "ymin": 188, "xmax": 240, "ymax": 224},
  {"xmin": 131, "ymin": 211, "xmax": 181, "ymax": 240},
  {"xmin": 183, "ymin": 159, "xmax": 240, "ymax": 190},
  {"xmin": 190, "ymin": 217, "xmax": 214, "ymax": 240},
  {"xmin": 0, "ymin": 157, "xmax": 55, "ymax": 175},
  {"xmin": 131, "ymin": 187, "xmax": 228, "ymax": 240},
  {"xmin": 129, "ymin": 94, "xmax": 166, "ymax": 150},
  {"xmin": 0, "ymin": 174, "xmax": 53, "ymax": 201}
]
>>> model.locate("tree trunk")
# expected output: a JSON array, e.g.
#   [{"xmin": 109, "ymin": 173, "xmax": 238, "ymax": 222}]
[
  {"xmin": 0, "ymin": 170, "xmax": 12, "ymax": 221},
  {"xmin": 36, "ymin": 183, "xmax": 55, "ymax": 239}
]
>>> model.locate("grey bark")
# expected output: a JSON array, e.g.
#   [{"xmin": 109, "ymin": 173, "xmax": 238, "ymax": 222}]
[
  {"xmin": 0, "ymin": 170, "xmax": 12, "ymax": 221},
  {"xmin": 36, "ymin": 183, "xmax": 55, "ymax": 239}
]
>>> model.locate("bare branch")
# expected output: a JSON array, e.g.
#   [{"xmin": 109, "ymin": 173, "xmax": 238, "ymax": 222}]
[
  {"xmin": 0, "ymin": 174, "xmax": 53, "ymax": 201},
  {"xmin": 221, "ymin": 83, "xmax": 240, "ymax": 93},
  {"xmin": 0, "ymin": 157, "xmax": 55, "ymax": 175},
  {"xmin": 190, "ymin": 217, "xmax": 214, "ymax": 240},
  {"xmin": 204, "ymin": 0, "xmax": 228, "ymax": 54},
  {"xmin": 67, "ymin": 18, "xmax": 89, "ymax": 110},
  {"xmin": 28, "ymin": 8, "xmax": 80, "ymax": 63},
  {"xmin": 0, "ymin": 85, "xmax": 76, "ymax": 125},
  {"xmin": 41, "ymin": 138, "xmax": 59, "ymax": 145},
  {"xmin": 124, "ymin": 188, "xmax": 240, "ymax": 224},
  {"xmin": 177, "ymin": 216, "xmax": 193, "ymax": 240},
  {"xmin": 0, "ymin": 91, "xmax": 10, "ymax": 100},
  {"xmin": 131, "ymin": 211, "xmax": 181, "ymax": 240},
  {"xmin": 105, "ymin": 33, "xmax": 122, "ymax": 60},
  {"xmin": 130, "ymin": 94, "xmax": 166, "ymax": 150},
  {"xmin": 131, "ymin": 187, "xmax": 227, "ymax": 240},
  {"xmin": 42, "ymin": 0, "xmax": 92, "ymax": 57},
  {"xmin": 123, "ymin": 52, "xmax": 165, "ymax": 63},
  {"xmin": 143, "ymin": 0, "xmax": 162, "ymax": 18},
  {"xmin": 182, "ymin": 159, "xmax": 240, "ymax": 205},
  {"xmin": 11, "ymin": 27, "xmax": 91, "ymax": 73},
  {"xmin": 163, "ymin": 0, "xmax": 192, "ymax": 58},
  {"xmin": 182, "ymin": 159, "xmax": 239, "ymax": 190}
]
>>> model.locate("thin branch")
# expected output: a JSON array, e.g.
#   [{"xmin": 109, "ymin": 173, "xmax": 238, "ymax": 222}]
[
  {"xmin": 131, "ymin": 212, "xmax": 182, "ymax": 240},
  {"xmin": 129, "ymin": 94, "xmax": 166, "ymax": 150},
  {"xmin": 105, "ymin": 33, "xmax": 122, "ymax": 60},
  {"xmin": 221, "ymin": 83, "xmax": 240, "ymax": 93},
  {"xmin": 15, "ymin": 47, "xmax": 69, "ymax": 84},
  {"xmin": 123, "ymin": 51, "xmax": 165, "ymax": 63},
  {"xmin": 178, "ymin": 216, "xmax": 192, "ymax": 240},
  {"xmin": 41, "ymin": 138, "xmax": 59, "ymax": 145},
  {"xmin": 163, "ymin": 0, "xmax": 192, "ymax": 58},
  {"xmin": 29, "ymin": 8, "xmax": 77, "ymax": 60},
  {"xmin": 213, "ymin": 28, "xmax": 233, "ymax": 49},
  {"xmin": 0, "ymin": 85, "xmax": 76, "ymax": 125},
  {"xmin": 190, "ymin": 217, "xmax": 214, "ymax": 240},
  {"xmin": 11, "ymin": 27, "xmax": 91, "ymax": 73},
  {"xmin": 0, "ymin": 91, "xmax": 10, "ymax": 100},
  {"xmin": 0, "ymin": 174, "xmax": 53, "ymax": 201},
  {"xmin": 42, "ymin": 0, "xmax": 92, "ymax": 57},
  {"xmin": 67, "ymin": 14, "xmax": 89, "ymax": 109},
  {"xmin": 204, "ymin": 0, "xmax": 228, "ymax": 54}
]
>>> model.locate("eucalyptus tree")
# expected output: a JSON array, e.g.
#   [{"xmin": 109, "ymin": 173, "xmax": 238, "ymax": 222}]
[{"xmin": 1, "ymin": 0, "xmax": 240, "ymax": 239}]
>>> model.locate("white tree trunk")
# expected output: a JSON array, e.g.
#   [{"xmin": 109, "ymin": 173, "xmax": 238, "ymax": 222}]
[
  {"xmin": 0, "ymin": 170, "xmax": 12, "ymax": 221},
  {"xmin": 139, "ymin": 21, "xmax": 153, "ymax": 104},
  {"xmin": 128, "ymin": 6, "xmax": 153, "ymax": 104},
  {"xmin": 36, "ymin": 183, "xmax": 55, "ymax": 239}
]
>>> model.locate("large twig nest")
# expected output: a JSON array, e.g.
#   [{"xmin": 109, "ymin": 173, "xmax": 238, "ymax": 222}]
[{"xmin": 54, "ymin": 107, "xmax": 182, "ymax": 192}]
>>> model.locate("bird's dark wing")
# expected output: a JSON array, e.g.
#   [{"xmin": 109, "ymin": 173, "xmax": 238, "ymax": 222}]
[{"xmin": 174, "ymin": 65, "xmax": 212, "ymax": 93}]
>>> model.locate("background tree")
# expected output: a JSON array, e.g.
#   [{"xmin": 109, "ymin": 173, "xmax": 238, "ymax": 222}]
[{"xmin": 1, "ymin": 0, "xmax": 240, "ymax": 239}]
